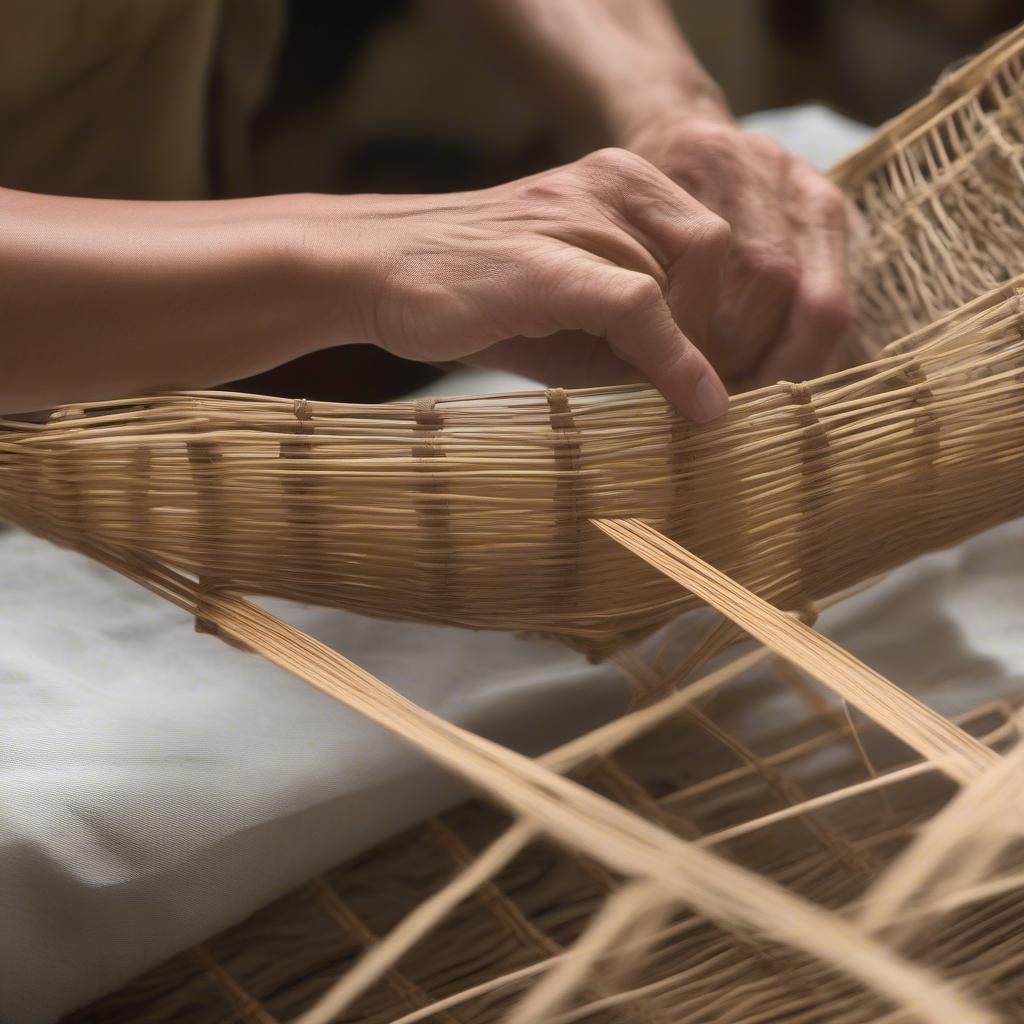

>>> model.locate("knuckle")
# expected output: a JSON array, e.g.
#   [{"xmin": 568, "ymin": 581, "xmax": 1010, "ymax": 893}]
[
  {"xmin": 693, "ymin": 210, "xmax": 732, "ymax": 252},
  {"xmin": 579, "ymin": 146, "xmax": 649, "ymax": 182},
  {"xmin": 795, "ymin": 174, "xmax": 851, "ymax": 228},
  {"xmin": 735, "ymin": 243, "xmax": 800, "ymax": 292},
  {"xmin": 805, "ymin": 287, "xmax": 854, "ymax": 333},
  {"xmin": 611, "ymin": 274, "xmax": 663, "ymax": 316},
  {"xmin": 766, "ymin": 257, "xmax": 801, "ymax": 293}
]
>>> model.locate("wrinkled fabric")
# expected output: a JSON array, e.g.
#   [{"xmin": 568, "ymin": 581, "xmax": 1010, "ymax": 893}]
[{"xmin": 0, "ymin": 527, "xmax": 633, "ymax": 1021}]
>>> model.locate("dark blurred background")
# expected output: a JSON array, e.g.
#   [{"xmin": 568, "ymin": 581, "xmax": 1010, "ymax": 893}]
[
  {"xmin": 674, "ymin": 0, "xmax": 1021, "ymax": 123},
  {"xmin": 255, "ymin": 0, "xmax": 1024, "ymax": 196}
]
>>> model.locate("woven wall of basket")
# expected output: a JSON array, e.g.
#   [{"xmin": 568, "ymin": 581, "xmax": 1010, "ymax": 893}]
[{"xmin": 7, "ymin": 23, "xmax": 1024, "ymax": 1024}]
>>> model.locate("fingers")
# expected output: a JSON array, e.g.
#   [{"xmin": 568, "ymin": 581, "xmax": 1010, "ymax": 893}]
[
  {"xmin": 589, "ymin": 130, "xmax": 858, "ymax": 393},
  {"xmin": 581, "ymin": 267, "xmax": 729, "ymax": 422},
  {"xmin": 574, "ymin": 148, "xmax": 732, "ymax": 350},
  {"xmin": 378, "ymin": 149, "xmax": 735, "ymax": 419},
  {"xmin": 506, "ymin": 254, "xmax": 729, "ymax": 420},
  {"xmin": 659, "ymin": 210, "xmax": 732, "ymax": 353},
  {"xmin": 622, "ymin": 121, "xmax": 858, "ymax": 389},
  {"xmin": 753, "ymin": 170, "xmax": 855, "ymax": 386},
  {"xmin": 501, "ymin": 149, "xmax": 732, "ymax": 419},
  {"xmin": 704, "ymin": 135, "xmax": 801, "ymax": 382}
]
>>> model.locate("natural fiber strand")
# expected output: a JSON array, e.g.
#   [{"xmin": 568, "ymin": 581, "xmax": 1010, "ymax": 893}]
[
  {"xmin": 295, "ymin": 647, "xmax": 770, "ymax": 1024},
  {"xmin": 860, "ymin": 731, "xmax": 1024, "ymax": 936},
  {"xmin": 206, "ymin": 592, "xmax": 978, "ymax": 1023},
  {"xmin": 35, "ymin": 530, "xmax": 979, "ymax": 1022},
  {"xmin": 591, "ymin": 518, "xmax": 997, "ymax": 784}
]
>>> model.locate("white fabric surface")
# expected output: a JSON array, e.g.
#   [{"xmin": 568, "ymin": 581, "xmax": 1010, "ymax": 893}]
[
  {"xmin": 0, "ymin": 106, "xmax": 935, "ymax": 1024},
  {"xmin": 0, "ymin": 529, "xmax": 635, "ymax": 1022}
]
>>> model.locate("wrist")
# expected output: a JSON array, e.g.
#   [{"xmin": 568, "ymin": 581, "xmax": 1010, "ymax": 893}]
[
  {"xmin": 278, "ymin": 192, "xmax": 401, "ymax": 354},
  {"xmin": 607, "ymin": 78, "xmax": 732, "ymax": 149}
]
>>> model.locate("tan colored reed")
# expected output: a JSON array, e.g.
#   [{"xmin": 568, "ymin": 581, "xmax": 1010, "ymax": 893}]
[{"xmin": 4, "ymin": 275, "xmax": 1024, "ymax": 660}]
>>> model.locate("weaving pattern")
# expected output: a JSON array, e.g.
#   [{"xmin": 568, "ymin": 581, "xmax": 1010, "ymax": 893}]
[
  {"xmin": 11, "ymin": 23, "xmax": 1024, "ymax": 1024},
  {"xmin": 834, "ymin": 24, "xmax": 1024, "ymax": 353},
  {"xmin": 3, "ymin": 277, "xmax": 1024, "ymax": 659},
  {"xmin": 64, "ymin": 618, "xmax": 1024, "ymax": 1023}
]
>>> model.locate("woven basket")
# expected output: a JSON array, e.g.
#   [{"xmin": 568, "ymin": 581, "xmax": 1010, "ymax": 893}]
[{"xmin": 7, "ymin": 23, "xmax": 1024, "ymax": 1024}]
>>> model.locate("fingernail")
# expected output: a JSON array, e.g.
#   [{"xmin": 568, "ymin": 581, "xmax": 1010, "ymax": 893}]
[{"xmin": 691, "ymin": 372, "xmax": 730, "ymax": 423}]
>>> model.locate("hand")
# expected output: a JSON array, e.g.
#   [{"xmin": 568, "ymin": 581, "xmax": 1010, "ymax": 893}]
[
  {"xmin": 624, "ymin": 113, "xmax": 858, "ymax": 389},
  {"xmin": 346, "ymin": 148, "xmax": 733, "ymax": 421},
  {"xmin": 449, "ymin": 0, "xmax": 855, "ymax": 390}
]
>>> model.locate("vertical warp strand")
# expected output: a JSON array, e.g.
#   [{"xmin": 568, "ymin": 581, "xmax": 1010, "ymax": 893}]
[
  {"xmin": 280, "ymin": 398, "xmax": 318, "ymax": 597},
  {"xmin": 787, "ymin": 382, "xmax": 831, "ymax": 604},
  {"xmin": 413, "ymin": 398, "xmax": 453, "ymax": 621},
  {"xmin": 546, "ymin": 388, "xmax": 585, "ymax": 624},
  {"xmin": 186, "ymin": 428, "xmax": 224, "ymax": 636}
]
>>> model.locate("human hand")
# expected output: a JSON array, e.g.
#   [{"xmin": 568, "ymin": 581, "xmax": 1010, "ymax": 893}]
[
  {"xmin": 346, "ymin": 148, "xmax": 733, "ymax": 421},
  {"xmin": 623, "ymin": 112, "xmax": 858, "ymax": 389},
  {"xmin": 449, "ymin": 0, "xmax": 856, "ymax": 391}
]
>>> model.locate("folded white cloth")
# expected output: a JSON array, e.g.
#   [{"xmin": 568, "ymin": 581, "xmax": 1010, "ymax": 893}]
[{"xmin": 0, "ymin": 529, "xmax": 634, "ymax": 1021}]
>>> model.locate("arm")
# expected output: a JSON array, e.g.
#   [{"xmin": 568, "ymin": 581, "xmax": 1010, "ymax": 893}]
[
  {"xmin": 0, "ymin": 189, "xmax": 348, "ymax": 413},
  {"xmin": 467, "ymin": 0, "xmax": 858, "ymax": 388},
  {"xmin": 0, "ymin": 153, "xmax": 731, "ymax": 420},
  {"xmin": 451, "ymin": 0, "xmax": 729, "ymax": 142}
]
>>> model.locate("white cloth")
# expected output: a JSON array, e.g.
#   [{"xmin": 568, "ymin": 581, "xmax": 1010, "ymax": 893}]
[
  {"xmin": 8, "ymin": 519, "xmax": 1024, "ymax": 1024},
  {"xmin": 0, "ymin": 539, "xmax": 631, "ymax": 1021},
  {"xmin": 741, "ymin": 104, "xmax": 872, "ymax": 172},
  {"xmin": 0, "ymin": 107, "xmax": 906, "ymax": 1024}
]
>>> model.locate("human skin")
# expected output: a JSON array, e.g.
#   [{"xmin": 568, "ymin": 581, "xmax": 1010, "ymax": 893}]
[
  {"xmin": 0, "ymin": 0, "xmax": 854, "ymax": 419},
  {"xmin": 463, "ymin": 0, "xmax": 860, "ymax": 389},
  {"xmin": 0, "ymin": 151, "xmax": 730, "ymax": 418}
]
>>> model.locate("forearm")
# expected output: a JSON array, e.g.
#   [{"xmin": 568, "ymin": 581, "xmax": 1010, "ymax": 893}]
[
  {"xmin": 0, "ymin": 188, "xmax": 372, "ymax": 414},
  {"xmin": 462, "ymin": 0, "xmax": 730, "ymax": 143},
  {"xmin": 0, "ymin": 158, "xmax": 737, "ymax": 422}
]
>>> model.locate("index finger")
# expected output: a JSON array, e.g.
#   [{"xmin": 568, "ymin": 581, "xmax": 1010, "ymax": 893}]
[{"xmin": 589, "ymin": 268, "xmax": 730, "ymax": 422}]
